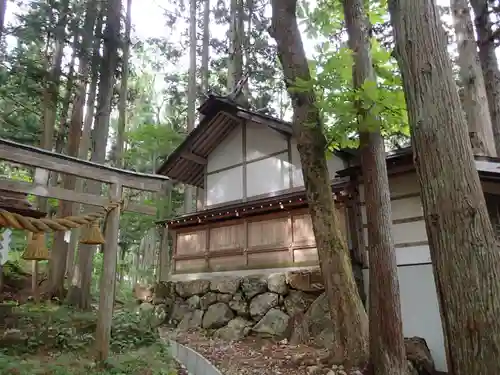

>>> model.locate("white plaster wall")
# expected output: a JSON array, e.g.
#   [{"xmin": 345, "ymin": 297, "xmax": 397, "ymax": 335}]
[
  {"xmin": 395, "ymin": 244, "xmax": 432, "ymax": 264},
  {"xmin": 359, "ymin": 172, "xmax": 429, "ymax": 265},
  {"xmin": 361, "ymin": 196, "xmax": 423, "ymax": 223},
  {"xmin": 291, "ymin": 140, "xmax": 346, "ymax": 187},
  {"xmin": 207, "ymin": 127, "xmax": 243, "ymax": 173},
  {"xmin": 246, "ymin": 152, "xmax": 291, "ymax": 197},
  {"xmin": 206, "ymin": 166, "xmax": 243, "ymax": 206},
  {"xmin": 359, "ymin": 173, "xmax": 421, "ymax": 201},
  {"xmin": 246, "ymin": 121, "xmax": 288, "ymax": 161},
  {"xmin": 363, "ymin": 220, "xmax": 427, "ymax": 247},
  {"xmin": 362, "ymin": 266, "xmax": 447, "ymax": 372}
]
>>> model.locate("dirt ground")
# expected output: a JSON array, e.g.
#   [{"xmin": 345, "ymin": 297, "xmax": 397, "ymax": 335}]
[{"xmin": 160, "ymin": 327, "xmax": 362, "ymax": 375}]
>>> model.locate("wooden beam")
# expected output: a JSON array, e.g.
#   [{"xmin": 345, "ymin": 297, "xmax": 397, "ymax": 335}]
[
  {"xmin": 0, "ymin": 178, "xmax": 157, "ymax": 216},
  {"xmin": 181, "ymin": 151, "xmax": 207, "ymax": 165},
  {"xmin": 0, "ymin": 138, "xmax": 171, "ymax": 192}
]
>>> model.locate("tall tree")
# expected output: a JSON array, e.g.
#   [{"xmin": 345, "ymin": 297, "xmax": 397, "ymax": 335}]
[
  {"xmin": 201, "ymin": 0, "xmax": 210, "ymax": 93},
  {"xmin": 269, "ymin": 0, "xmax": 368, "ymax": 367},
  {"xmin": 47, "ymin": 0, "xmax": 99, "ymax": 299},
  {"xmin": 0, "ymin": 0, "xmax": 7, "ymax": 40},
  {"xmin": 342, "ymin": 0, "xmax": 407, "ymax": 374},
  {"xmin": 68, "ymin": 0, "xmax": 122, "ymax": 310},
  {"xmin": 389, "ymin": 0, "xmax": 500, "ymax": 373},
  {"xmin": 451, "ymin": 0, "xmax": 496, "ymax": 156},
  {"xmin": 469, "ymin": 0, "xmax": 500, "ymax": 154},
  {"xmin": 115, "ymin": 0, "xmax": 132, "ymax": 168},
  {"xmin": 41, "ymin": 0, "xmax": 70, "ymax": 152},
  {"xmin": 67, "ymin": 5, "xmax": 104, "ymax": 283},
  {"xmin": 227, "ymin": 0, "xmax": 245, "ymax": 104},
  {"xmin": 184, "ymin": 0, "xmax": 197, "ymax": 214}
]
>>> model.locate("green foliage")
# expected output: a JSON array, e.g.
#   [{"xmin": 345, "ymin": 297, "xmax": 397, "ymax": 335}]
[
  {"xmin": 0, "ymin": 304, "xmax": 176, "ymax": 375},
  {"xmin": 298, "ymin": 0, "xmax": 410, "ymax": 149}
]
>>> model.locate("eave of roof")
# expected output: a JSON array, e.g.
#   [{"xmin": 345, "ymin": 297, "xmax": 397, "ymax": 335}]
[
  {"xmin": 337, "ymin": 146, "xmax": 413, "ymax": 177},
  {"xmin": 336, "ymin": 147, "xmax": 500, "ymax": 179},
  {"xmin": 157, "ymin": 177, "xmax": 350, "ymax": 229}
]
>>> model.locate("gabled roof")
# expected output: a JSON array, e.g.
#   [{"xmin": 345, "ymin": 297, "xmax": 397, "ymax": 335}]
[
  {"xmin": 157, "ymin": 95, "xmax": 357, "ymax": 187},
  {"xmin": 156, "ymin": 95, "xmax": 295, "ymax": 188}
]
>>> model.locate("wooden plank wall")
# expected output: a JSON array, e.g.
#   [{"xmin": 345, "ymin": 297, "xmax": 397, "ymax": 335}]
[{"xmin": 171, "ymin": 207, "xmax": 347, "ymax": 274}]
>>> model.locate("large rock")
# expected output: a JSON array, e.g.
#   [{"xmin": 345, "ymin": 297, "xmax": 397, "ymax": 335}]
[
  {"xmin": 284, "ymin": 290, "xmax": 317, "ymax": 316},
  {"xmin": 217, "ymin": 293, "xmax": 233, "ymax": 303},
  {"xmin": 175, "ymin": 279, "xmax": 210, "ymax": 298},
  {"xmin": 250, "ymin": 292, "xmax": 279, "ymax": 318},
  {"xmin": 200, "ymin": 292, "xmax": 218, "ymax": 310},
  {"xmin": 241, "ymin": 276, "xmax": 267, "ymax": 299},
  {"xmin": 187, "ymin": 295, "xmax": 201, "ymax": 309},
  {"xmin": 267, "ymin": 273, "xmax": 288, "ymax": 295},
  {"xmin": 229, "ymin": 292, "xmax": 250, "ymax": 317},
  {"xmin": 178, "ymin": 309, "xmax": 204, "ymax": 331},
  {"xmin": 253, "ymin": 308, "xmax": 290, "ymax": 337},
  {"xmin": 202, "ymin": 302, "xmax": 234, "ymax": 329},
  {"xmin": 136, "ymin": 302, "xmax": 166, "ymax": 327},
  {"xmin": 133, "ymin": 284, "xmax": 154, "ymax": 302},
  {"xmin": 286, "ymin": 269, "xmax": 324, "ymax": 293},
  {"xmin": 294, "ymin": 292, "xmax": 336, "ymax": 348},
  {"xmin": 152, "ymin": 304, "xmax": 169, "ymax": 326},
  {"xmin": 153, "ymin": 281, "xmax": 176, "ymax": 300},
  {"xmin": 214, "ymin": 317, "xmax": 253, "ymax": 341},
  {"xmin": 210, "ymin": 277, "xmax": 241, "ymax": 294},
  {"xmin": 170, "ymin": 299, "xmax": 192, "ymax": 323},
  {"xmin": 137, "ymin": 301, "xmax": 155, "ymax": 314},
  {"xmin": 405, "ymin": 337, "xmax": 435, "ymax": 375}
]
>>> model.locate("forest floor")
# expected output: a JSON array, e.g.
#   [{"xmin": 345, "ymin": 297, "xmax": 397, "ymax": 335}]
[
  {"xmin": 161, "ymin": 327, "xmax": 358, "ymax": 375},
  {"xmin": 0, "ymin": 301, "xmax": 187, "ymax": 375}
]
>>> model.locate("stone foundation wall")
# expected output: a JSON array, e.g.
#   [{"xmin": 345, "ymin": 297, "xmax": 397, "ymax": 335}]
[
  {"xmin": 139, "ymin": 268, "xmax": 439, "ymax": 374},
  {"xmin": 149, "ymin": 269, "xmax": 326, "ymax": 341}
]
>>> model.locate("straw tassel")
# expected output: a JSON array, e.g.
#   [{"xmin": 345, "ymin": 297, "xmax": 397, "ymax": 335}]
[
  {"xmin": 22, "ymin": 232, "xmax": 50, "ymax": 261},
  {"xmin": 79, "ymin": 220, "xmax": 105, "ymax": 245}
]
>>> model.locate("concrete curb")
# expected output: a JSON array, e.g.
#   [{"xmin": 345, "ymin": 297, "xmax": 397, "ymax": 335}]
[{"xmin": 169, "ymin": 339, "xmax": 223, "ymax": 375}]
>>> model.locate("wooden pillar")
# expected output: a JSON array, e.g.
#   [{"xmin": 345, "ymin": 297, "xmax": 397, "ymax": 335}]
[
  {"xmin": 95, "ymin": 182, "xmax": 122, "ymax": 362},
  {"xmin": 158, "ymin": 225, "xmax": 170, "ymax": 282},
  {"xmin": 196, "ymin": 187, "xmax": 205, "ymax": 210},
  {"xmin": 33, "ymin": 168, "xmax": 49, "ymax": 304}
]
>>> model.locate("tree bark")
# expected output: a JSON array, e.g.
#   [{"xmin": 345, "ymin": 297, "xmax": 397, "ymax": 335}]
[
  {"xmin": 342, "ymin": 1, "xmax": 407, "ymax": 374},
  {"xmin": 114, "ymin": 0, "xmax": 132, "ymax": 169},
  {"xmin": 451, "ymin": 0, "xmax": 496, "ymax": 156},
  {"xmin": 269, "ymin": 0, "xmax": 368, "ymax": 367},
  {"xmin": 66, "ymin": 6, "xmax": 103, "ymax": 283},
  {"xmin": 469, "ymin": 0, "xmax": 500, "ymax": 154},
  {"xmin": 0, "ymin": 0, "xmax": 7, "ymax": 40},
  {"xmin": 48, "ymin": 33, "xmax": 79, "ymax": 299},
  {"xmin": 184, "ymin": 0, "xmax": 197, "ymax": 214},
  {"xmin": 201, "ymin": 0, "xmax": 210, "ymax": 92},
  {"xmin": 227, "ymin": 0, "xmax": 246, "ymax": 107},
  {"xmin": 41, "ymin": 0, "xmax": 70, "ymax": 151},
  {"xmin": 48, "ymin": 0, "xmax": 98, "ymax": 299},
  {"xmin": 388, "ymin": 0, "xmax": 500, "ymax": 373},
  {"xmin": 68, "ymin": 0, "xmax": 122, "ymax": 310}
]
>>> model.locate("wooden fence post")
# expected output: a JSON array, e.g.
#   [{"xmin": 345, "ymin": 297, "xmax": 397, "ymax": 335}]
[{"xmin": 95, "ymin": 182, "xmax": 122, "ymax": 362}]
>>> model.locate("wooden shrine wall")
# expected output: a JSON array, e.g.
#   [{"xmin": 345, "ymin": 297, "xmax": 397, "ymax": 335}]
[{"xmin": 172, "ymin": 206, "xmax": 347, "ymax": 274}]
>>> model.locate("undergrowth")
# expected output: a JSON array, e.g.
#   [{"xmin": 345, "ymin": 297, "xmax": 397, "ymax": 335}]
[{"xmin": 0, "ymin": 302, "xmax": 176, "ymax": 375}]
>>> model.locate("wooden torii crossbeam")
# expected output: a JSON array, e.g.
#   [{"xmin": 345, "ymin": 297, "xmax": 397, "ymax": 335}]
[{"xmin": 0, "ymin": 137, "xmax": 171, "ymax": 361}]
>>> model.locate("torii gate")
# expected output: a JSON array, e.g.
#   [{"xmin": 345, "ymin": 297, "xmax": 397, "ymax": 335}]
[{"xmin": 0, "ymin": 137, "xmax": 171, "ymax": 361}]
